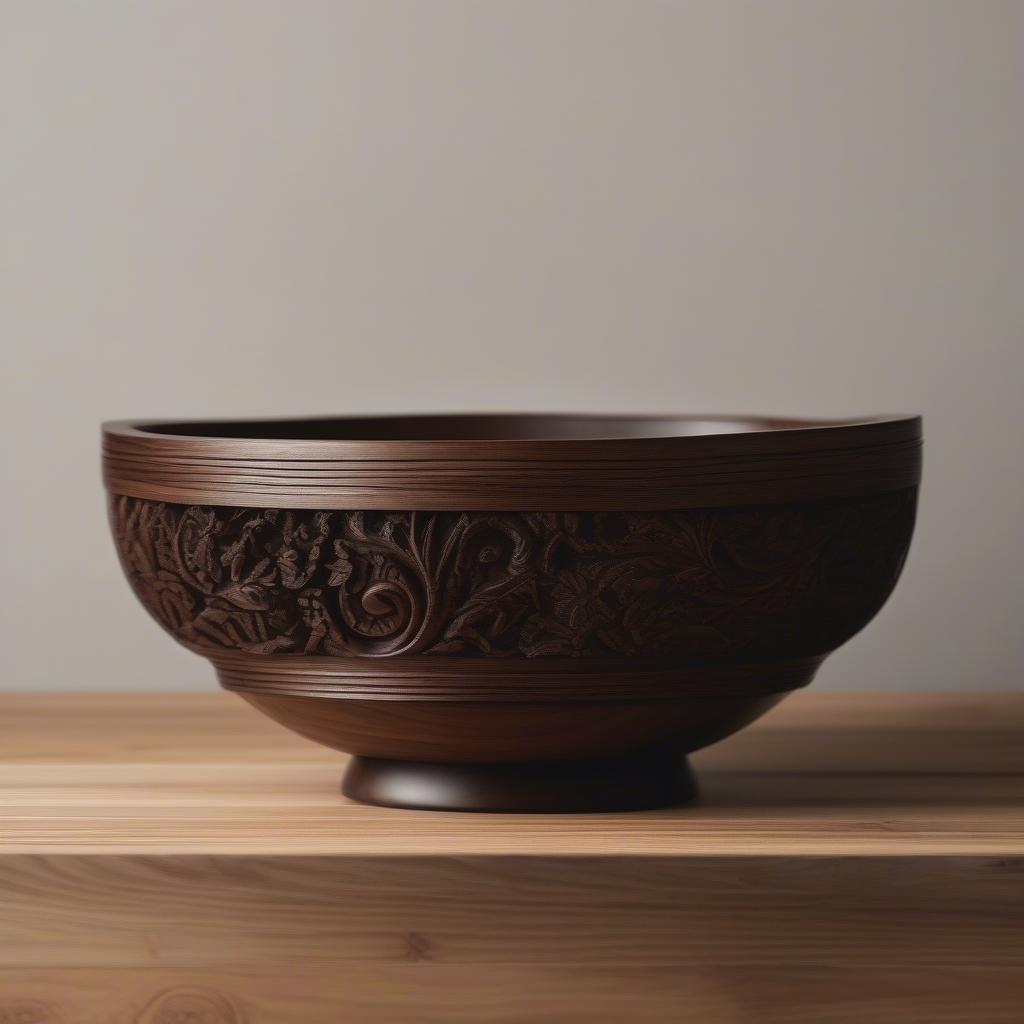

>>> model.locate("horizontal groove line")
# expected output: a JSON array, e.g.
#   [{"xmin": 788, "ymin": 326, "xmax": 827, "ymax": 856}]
[
  {"xmin": 218, "ymin": 673, "xmax": 799, "ymax": 686},
  {"xmin": 219, "ymin": 684, "xmax": 789, "ymax": 694},
  {"xmin": 102, "ymin": 464, "xmax": 921, "ymax": 483},
  {"xmin": 101, "ymin": 441, "xmax": 921, "ymax": 464},
  {"xmin": 104, "ymin": 458, "xmax": 920, "ymax": 477},
  {"xmin": 102, "ymin": 454, "xmax": 921, "ymax": 479},
  {"xmin": 217, "ymin": 665, "xmax": 703, "ymax": 675},
  {"xmin": 102, "ymin": 436, "xmax": 922, "ymax": 460},
  {"xmin": 104, "ymin": 468, "xmax": 919, "ymax": 492},
  {"xmin": 104, "ymin": 472, "xmax": 921, "ymax": 490},
  {"xmin": 221, "ymin": 689, "xmax": 782, "ymax": 701},
  {"xmin": 213, "ymin": 654, "xmax": 821, "ymax": 701},
  {"xmin": 101, "ymin": 444, "xmax": 922, "ymax": 471}
]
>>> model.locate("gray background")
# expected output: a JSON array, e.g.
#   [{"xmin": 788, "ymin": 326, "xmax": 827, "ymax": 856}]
[{"xmin": 3, "ymin": 1, "xmax": 1021, "ymax": 691}]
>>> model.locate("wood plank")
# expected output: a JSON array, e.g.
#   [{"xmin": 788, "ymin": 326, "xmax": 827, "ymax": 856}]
[
  {"xmin": 1, "ymin": 786, "xmax": 1021, "ymax": 855},
  {"xmin": 1, "ymin": 966, "xmax": 1022, "ymax": 1024},
  {"xmin": 1, "ymin": 693, "xmax": 1021, "ymax": 1022},
  {"xmin": 1, "ymin": 693, "xmax": 1021, "ymax": 856},
  {"xmin": 2, "ymin": 691, "xmax": 1022, "ymax": 771},
  {"xmin": 1, "ymin": 855, "xmax": 1021, "ymax": 969}
]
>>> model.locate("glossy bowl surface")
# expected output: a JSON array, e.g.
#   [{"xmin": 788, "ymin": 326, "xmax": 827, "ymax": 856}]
[{"xmin": 104, "ymin": 413, "xmax": 921, "ymax": 811}]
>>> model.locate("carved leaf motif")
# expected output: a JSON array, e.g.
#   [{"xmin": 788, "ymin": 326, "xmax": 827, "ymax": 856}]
[
  {"xmin": 326, "ymin": 542, "xmax": 354, "ymax": 586},
  {"xmin": 110, "ymin": 490, "xmax": 916, "ymax": 661}
]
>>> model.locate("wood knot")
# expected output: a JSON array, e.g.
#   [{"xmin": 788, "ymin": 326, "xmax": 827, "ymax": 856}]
[
  {"xmin": 136, "ymin": 988, "xmax": 244, "ymax": 1024},
  {"xmin": 0, "ymin": 1001, "xmax": 61, "ymax": 1024},
  {"xmin": 404, "ymin": 930, "xmax": 433, "ymax": 961}
]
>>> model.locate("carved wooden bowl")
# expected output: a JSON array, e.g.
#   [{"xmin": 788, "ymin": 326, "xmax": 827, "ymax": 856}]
[{"xmin": 103, "ymin": 414, "xmax": 921, "ymax": 812}]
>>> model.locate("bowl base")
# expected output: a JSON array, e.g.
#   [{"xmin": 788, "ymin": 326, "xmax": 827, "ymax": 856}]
[{"xmin": 340, "ymin": 747, "xmax": 697, "ymax": 813}]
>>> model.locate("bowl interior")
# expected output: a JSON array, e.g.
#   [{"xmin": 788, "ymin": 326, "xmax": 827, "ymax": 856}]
[{"xmin": 133, "ymin": 413, "xmax": 876, "ymax": 442}]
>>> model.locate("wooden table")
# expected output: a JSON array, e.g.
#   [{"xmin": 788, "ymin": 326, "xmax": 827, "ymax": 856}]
[{"xmin": 1, "ymin": 692, "xmax": 1021, "ymax": 1023}]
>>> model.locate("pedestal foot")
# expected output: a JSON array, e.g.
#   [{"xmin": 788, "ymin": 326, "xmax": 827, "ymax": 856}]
[{"xmin": 341, "ymin": 747, "xmax": 697, "ymax": 813}]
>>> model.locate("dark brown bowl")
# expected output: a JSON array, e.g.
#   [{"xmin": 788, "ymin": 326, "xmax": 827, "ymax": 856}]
[{"xmin": 103, "ymin": 413, "xmax": 921, "ymax": 811}]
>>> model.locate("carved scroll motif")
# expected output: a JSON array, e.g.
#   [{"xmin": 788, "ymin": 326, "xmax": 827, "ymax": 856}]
[{"xmin": 111, "ymin": 491, "xmax": 916, "ymax": 661}]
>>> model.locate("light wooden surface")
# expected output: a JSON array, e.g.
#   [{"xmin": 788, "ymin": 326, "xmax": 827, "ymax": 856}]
[
  {"xmin": 1, "ymin": 691, "xmax": 1022, "ymax": 1023},
  {"xmin": 1, "ymin": 692, "xmax": 1022, "ymax": 856}
]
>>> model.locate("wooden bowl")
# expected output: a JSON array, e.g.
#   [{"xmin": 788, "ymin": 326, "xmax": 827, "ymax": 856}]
[{"xmin": 103, "ymin": 414, "xmax": 921, "ymax": 811}]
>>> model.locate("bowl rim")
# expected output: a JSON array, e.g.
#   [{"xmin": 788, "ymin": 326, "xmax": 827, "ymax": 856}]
[
  {"xmin": 102, "ymin": 412, "xmax": 922, "ymax": 511},
  {"xmin": 103, "ymin": 411, "xmax": 920, "ymax": 447}
]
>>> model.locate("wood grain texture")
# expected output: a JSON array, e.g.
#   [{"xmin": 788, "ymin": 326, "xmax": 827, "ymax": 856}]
[
  {"xmin": 102, "ymin": 413, "xmax": 923, "ymax": 811},
  {"xmin": 2, "ymin": 691, "xmax": 1017, "ymax": 770},
  {"xmin": 1, "ymin": 968, "xmax": 1023, "ymax": 1024},
  {"xmin": 2, "ymin": 854, "xmax": 1023, "ymax": 968},
  {"xmin": 1, "ymin": 693, "xmax": 1021, "ymax": 855},
  {"xmin": 0, "ymin": 692, "xmax": 1021, "ymax": 1021},
  {"xmin": 102, "ymin": 414, "xmax": 922, "ymax": 509}
]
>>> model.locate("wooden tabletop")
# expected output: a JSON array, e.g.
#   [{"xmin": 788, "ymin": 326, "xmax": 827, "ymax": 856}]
[
  {"xmin": 1, "ymin": 691, "xmax": 1021, "ymax": 856},
  {"xmin": 2, "ymin": 691, "xmax": 1022, "ymax": 1022}
]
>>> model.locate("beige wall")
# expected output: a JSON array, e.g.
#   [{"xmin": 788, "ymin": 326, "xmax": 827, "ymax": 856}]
[{"xmin": 3, "ymin": 1, "xmax": 1021, "ymax": 691}]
